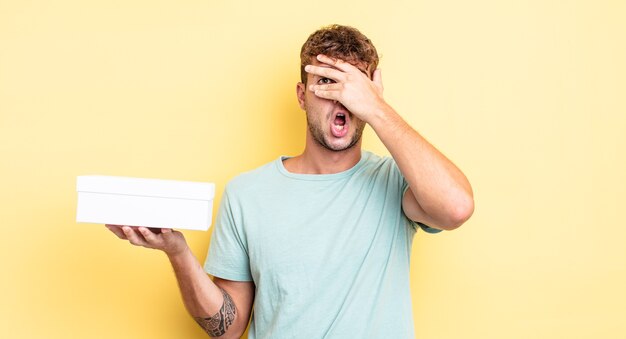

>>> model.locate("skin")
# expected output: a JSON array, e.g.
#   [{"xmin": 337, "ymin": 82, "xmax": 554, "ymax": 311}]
[
  {"xmin": 105, "ymin": 224, "xmax": 254, "ymax": 338},
  {"xmin": 105, "ymin": 53, "xmax": 474, "ymax": 338},
  {"xmin": 301, "ymin": 61, "xmax": 368, "ymax": 153},
  {"xmin": 292, "ymin": 54, "xmax": 473, "ymax": 229}
]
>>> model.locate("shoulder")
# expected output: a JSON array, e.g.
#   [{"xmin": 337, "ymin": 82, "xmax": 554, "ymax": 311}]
[
  {"xmin": 359, "ymin": 151, "xmax": 400, "ymax": 177},
  {"xmin": 224, "ymin": 157, "xmax": 281, "ymax": 196}
]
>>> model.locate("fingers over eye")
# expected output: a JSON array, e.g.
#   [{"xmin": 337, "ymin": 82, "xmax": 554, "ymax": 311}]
[
  {"xmin": 313, "ymin": 89, "xmax": 338, "ymax": 100},
  {"xmin": 316, "ymin": 54, "xmax": 351, "ymax": 72},
  {"xmin": 309, "ymin": 83, "xmax": 341, "ymax": 91},
  {"xmin": 305, "ymin": 65, "xmax": 343, "ymax": 81}
]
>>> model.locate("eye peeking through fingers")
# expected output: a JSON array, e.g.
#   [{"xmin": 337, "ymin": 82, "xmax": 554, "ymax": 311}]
[{"xmin": 318, "ymin": 77, "xmax": 336, "ymax": 85}]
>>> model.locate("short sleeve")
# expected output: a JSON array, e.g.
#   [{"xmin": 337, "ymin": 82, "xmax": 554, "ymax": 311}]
[
  {"xmin": 416, "ymin": 221, "xmax": 443, "ymax": 233},
  {"xmin": 203, "ymin": 187, "xmax": 254, "ymax": 281},
  {"xmin": 398, "ymin": 166, "xmax": 443, "ymax": 234}
]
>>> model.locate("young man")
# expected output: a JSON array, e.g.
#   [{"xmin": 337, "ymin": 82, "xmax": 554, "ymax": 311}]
[{"xmin": 106, "ymin": 25, "xmax": 473, "ymax": 338}]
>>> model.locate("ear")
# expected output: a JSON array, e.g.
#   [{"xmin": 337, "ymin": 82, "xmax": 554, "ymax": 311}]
[{"xmin": 296, "ymin": 82, "xmax": 306, "ymax": 110}]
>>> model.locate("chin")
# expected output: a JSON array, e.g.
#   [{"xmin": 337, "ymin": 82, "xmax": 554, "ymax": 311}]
[{"xmin": 323, "ymin": 135, "xmax": 360, "ymax": 152}]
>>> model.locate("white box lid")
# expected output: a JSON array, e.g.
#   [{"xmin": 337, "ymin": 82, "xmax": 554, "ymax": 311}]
[{"xmin": 76, "ymin": 175, "xmax": 215, "ymax": 201}]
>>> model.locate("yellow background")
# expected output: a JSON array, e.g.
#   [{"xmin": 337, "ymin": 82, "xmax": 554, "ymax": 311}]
[{"xmin": 1, "ymin": 1, "xmax": 624, "ymax": 338}]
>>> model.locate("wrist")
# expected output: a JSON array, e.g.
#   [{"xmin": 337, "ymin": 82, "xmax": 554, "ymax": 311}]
[
  {"xmin": 367, "ymin": 102, "xmax": 397, "ymax": 131},
  {"xmin": 166, "ymin": 245, "xmax": 192, "ymax": 263}
]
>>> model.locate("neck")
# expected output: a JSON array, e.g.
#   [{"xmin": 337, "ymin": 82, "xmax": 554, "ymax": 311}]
[{"xmin": 284, "ymin": 135, "xmax": 362, "ymax": 175}]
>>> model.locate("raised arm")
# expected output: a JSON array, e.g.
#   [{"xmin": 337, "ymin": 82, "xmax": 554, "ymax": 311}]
[
  {"xmin": 305, "ymin": 54, "xmax": 474, "ymax": 230},
  {"xmin": 106, "ymin": 225, "xmax": 255, "ymax": 338},
  {"xmin": 366, "ymin": 106, "xmax": 474, "ymax": 230}
]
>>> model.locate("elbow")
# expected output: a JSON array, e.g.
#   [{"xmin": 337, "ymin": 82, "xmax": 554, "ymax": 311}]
[
  {"xmin": 211, "ymin": 331, "xmax": 245, "ymax": 339},
  {"xmin": 441, "ymin": 194, "xmax": 474, "ymax": 230},
  {"xmin": 193, "ymin": 312, "xmax": 245, "ymax": 339}
]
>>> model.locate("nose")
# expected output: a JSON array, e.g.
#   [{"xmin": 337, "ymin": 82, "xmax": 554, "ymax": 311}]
[{"xmin": 334, "ymin": 101, "xmax": 346, "ymax": 110}]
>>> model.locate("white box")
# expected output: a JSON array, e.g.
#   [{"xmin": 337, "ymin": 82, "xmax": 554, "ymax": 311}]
[{"xmin": 76, "ymin": 175, "xmax": 215, "ymax": 231}]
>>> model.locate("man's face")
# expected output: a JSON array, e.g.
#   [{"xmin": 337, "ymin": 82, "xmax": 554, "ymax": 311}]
[{"xmin": 297, "ymin": 58, "xmax": 369, "ymax": 152}]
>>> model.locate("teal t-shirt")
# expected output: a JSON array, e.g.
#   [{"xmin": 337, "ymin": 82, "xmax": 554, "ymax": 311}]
[{"xmin": 203, "ymin": 151, "xmax": 439, "ymax": 338}]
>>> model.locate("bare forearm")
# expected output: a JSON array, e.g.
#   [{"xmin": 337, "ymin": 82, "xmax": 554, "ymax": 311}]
[
  {"xmin": 167, "ymin": 248, "xmax": 238, "ymax": 337},
  {"xmin": 370, "ymin": 104, "xmax": 474, "ymax": 226},
  {"xmin": 106, "ymin": 225, "xmax": 242, "ymax": 337},
  {"xmin": 303, "ymin": 54, "xmax": 472, "ymax": 227}
]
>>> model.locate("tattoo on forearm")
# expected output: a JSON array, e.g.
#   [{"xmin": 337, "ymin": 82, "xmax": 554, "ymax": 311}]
[{"xmin": 194, "ymin": 288, "xmax": 236, "ymax": 337}]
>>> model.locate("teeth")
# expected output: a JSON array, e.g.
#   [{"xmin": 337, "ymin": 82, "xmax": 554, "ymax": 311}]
[{"xmin": 335, "ymin": 125, "xmax": 344, "ymax": 130}]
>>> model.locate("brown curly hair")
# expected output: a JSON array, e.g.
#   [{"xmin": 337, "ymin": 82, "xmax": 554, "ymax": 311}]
[{"xmin": 300, "ymin": 24, "xmax": 379, "ymax": 84}]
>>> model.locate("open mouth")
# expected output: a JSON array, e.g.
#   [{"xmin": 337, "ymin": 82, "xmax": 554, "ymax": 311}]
[
  {"xmin": 334, "ymin": 113, "xmax": 346, "ymax": 130},
  {"xmin": 330, "ymin": 112, "xmax": 349, "ymax": 137}
]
